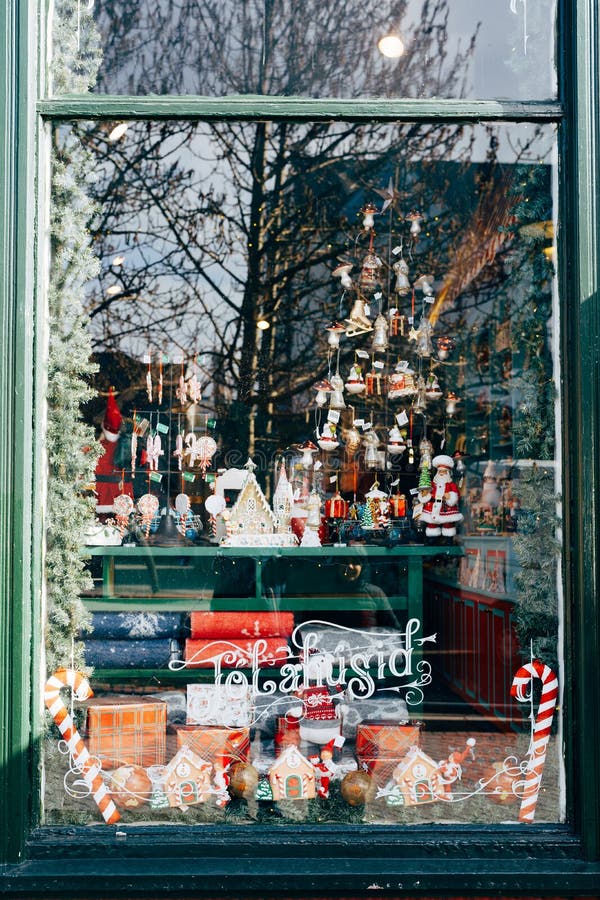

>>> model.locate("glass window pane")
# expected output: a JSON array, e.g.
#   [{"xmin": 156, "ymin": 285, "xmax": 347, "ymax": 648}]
[
  {"xmin": 44, "ymin": 120, "xmax": 562, "ymax": 827},
  {"xmin": 50, "ymin": 1, "xmax": 557, "ymax": 101}
]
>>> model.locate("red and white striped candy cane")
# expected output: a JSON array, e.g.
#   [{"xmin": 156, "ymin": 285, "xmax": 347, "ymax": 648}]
[
  {"xmin": 44, "ymin": 668, "xmax": 120, "ymax": 825},
  {"xmin": 510, "ymin": 659, "xmax": 558, "ymax": 823}
]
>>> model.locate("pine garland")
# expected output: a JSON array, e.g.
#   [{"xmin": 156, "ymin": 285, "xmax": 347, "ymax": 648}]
[{"xmin": 46, "ymin": 1, "xmax": 101, "ymax": 672}]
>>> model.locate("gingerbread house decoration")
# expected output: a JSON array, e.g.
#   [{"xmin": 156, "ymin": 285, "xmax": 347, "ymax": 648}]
[
  {"xmin": 221, "ymin": 459, "xmax": 297, "ymax": 547},
  {"xmin": 390, "ymin": 746, "xmax": 444, "ymax": 806},
  {"xmin": 272, "ymin": 463, "xmax": 294, "ymax": 533},
  {"xmin": 269, "ymin": 745, "xmax": 316, "ymax": 801},
  {"xmin": 163, "ymin": 745, "xmax": 213, "ymax": 809}
]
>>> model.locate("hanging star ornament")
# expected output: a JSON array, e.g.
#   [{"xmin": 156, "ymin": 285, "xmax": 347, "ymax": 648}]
[
  {"xmin": 408, "ymin": 325, "xmax": 422, "ymax": 342},
  {"xmin": 375, "ymin": 177, "xmax": 401, "ymax": 213}
]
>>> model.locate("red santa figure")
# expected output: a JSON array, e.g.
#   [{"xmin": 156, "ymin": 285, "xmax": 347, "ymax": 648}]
[
  {"xmin": 94, "ymin": 388, "xmax": 133, "ymax": 517},
  {"xmin": 420, "ymin": 454, "xmax": 463, "ymax": 538}
]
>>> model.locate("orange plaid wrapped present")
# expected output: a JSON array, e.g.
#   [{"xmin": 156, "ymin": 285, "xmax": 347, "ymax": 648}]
[
  {"xmin": 356, "ymin": 721, "xmax": 420, "ymax": 783},
  {"xmin": 86, "ymin": 696, "xmax": 166, "ymax": 769},
  {"xmin": 173, "ymin": 725, "xmax": 250, "ymax": 769}
]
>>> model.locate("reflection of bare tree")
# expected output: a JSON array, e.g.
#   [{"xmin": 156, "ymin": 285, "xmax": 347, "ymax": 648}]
[{"xmin": 93, "ymin": 0, "xmax": 477, "ymax": 99}]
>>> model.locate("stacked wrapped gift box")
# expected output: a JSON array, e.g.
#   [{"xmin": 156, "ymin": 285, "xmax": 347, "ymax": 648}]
[
  {"xmin": 82, "ymin": 612, "xmax": 183, "ymax": 670},
  {"xmin": 183, "ymin": 611, "xmax": 293, "ymax": 668}
]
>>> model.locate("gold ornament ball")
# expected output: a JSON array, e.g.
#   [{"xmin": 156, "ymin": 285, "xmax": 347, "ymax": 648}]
[
  {"xmin": 228, "ymin": 762, "xmax": 260, "ymax": 799},
  {"xmin": 340, "ymin": 770, "xmax": 376, "ymax": 806},
  {"xmin": 483, "ymin": 762, "xmax": 517, "ymax": 805},
  {"xmin": 111, "ymin": 765, "xmax": 153, "ymax": 809}
]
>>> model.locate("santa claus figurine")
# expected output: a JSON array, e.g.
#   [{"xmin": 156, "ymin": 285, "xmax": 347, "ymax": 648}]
[
  {"xmin": 94, "ymin": 388, "xmax": 133, "ymax": 517},
  {"xmin": 419, "ymin": 454, "xmax": 463, "ymax": 539}
]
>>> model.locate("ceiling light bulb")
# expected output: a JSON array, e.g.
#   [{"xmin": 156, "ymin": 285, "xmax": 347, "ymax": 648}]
[
  {"xmin": 378, "ymin": 33, "xmax": 405, "ymax": 58},
  {"xmin": 108, "ymin": 122, "xmax": 128, "ymax": 142},
  {"xmin": 112, "ymin": 255, "xmax": 125, "ymax": 266},
  {"xmin": 257, "ymin": 319, "xmax": 270, "ymax": 330},
  {"xmin": 106, "ymin": 284, "xmax": 121, "ymax": 295}
]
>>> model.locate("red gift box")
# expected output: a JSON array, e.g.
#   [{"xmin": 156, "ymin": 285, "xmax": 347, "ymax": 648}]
[
  {"xmin": 356, "ymin": 721, "xmax": 420, "ymax": 783},
  {"xmin": 189, "ymin": 611, "xmax": 294, "ymax": 639},
  {"xmin": 86, "ymin": 696, "xmax": 167, "ymax": 769},
  {"xmin": 173, "ymin": 725, "xmax": 250, "ymax": 769}
]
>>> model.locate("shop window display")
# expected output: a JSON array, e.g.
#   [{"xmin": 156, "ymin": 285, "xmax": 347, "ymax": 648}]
[{"xmin": 43, "ymin": 115, "xmax": 562, "ymax": 827}]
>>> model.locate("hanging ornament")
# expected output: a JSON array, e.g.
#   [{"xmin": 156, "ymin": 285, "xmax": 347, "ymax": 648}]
[
  {"xmin": 344, "ymin": 364, "xmax": 366, "ymax": 395},
  {"xmin": 389, "ymin": 308, "xmax": 405, "ymax": 336},
  {"xmin": 187, "ymin": 372, "xmax": 202, "ymax": 405},
  {"xmin": 176, "ymin": 370, "xmax": 188, "ymax": 405},
  {"xmin": 480, "ymin": 460, "xmax": 502, "ymax": 508},
  {"xmin": 445, "ymin": 392, "xmax": 460, "ymax": 417},
  {"xmin": 425, "ymin": 371, "xmax": 443, "ymax": 399},
  {"xmin": 415, "ymin": 316, "xmax": 434, "ymax": 357},
  {"xmin": 419, "ymin": 436, "xmax": 434, "ymax": 470},
  {"xmin": 174, "ymin": 492, "xmax": 191, "ymax": 536},
  {"xmin": 137, "ymin": 493, "xmax": 159, "ymax": 538},
  {"xmin": 131, "ymin": 412, "xmax": 138, "ymax": 478},
  {"xmin": 371, "ymin": 313, "xmax": 389, "ymax": 353},
  {"xmin": 317, "ymin": 421, "xmax": 339, "ymax": 452},
  {"xmin": 325, "ymin": 490, "xmax": 348, "ymax": 519},
  {"xmin": 389, "ymin": 492, "xmax": 407, "ymax": 518},
  {"xmin": 365, "ymin": 367, "xmax": 385, "ymax": 397},
  {"xmin": 174, "ymin": 430, "xmax": 184, "ymax": 470},
  {"xmin": 392, "ymin": 258, "xmax": 411, "ymax": 295},
  {"xmin": 388, "ymin": 361, "xmax": 417, "ymax": 400},
  {"xmin": 412, "ymin": 377, "xmax": 428, "ymax": 414},
  {"xmin": 361, "ymin": 202, "xmax": 378, "ymax": 232},
  {"xmin": 113, "ymin": 493, "xmax": 134, "ymax": 536},
  {"xmin": 407, "ymin": 322, "xmax": 421, "ymax": 343},
  {"xmin": 332, "ymin": 261, "xmax": 353, "ymax": 290},
  {"xmin": 344, "ymin": 298, "xmax": 372, "ymax": 336},
  {"xmin": 386, "ymin": 425, "xmax": 406, "ymax": 455},
  {"xmin": 436, "ymin": 336, "xmax": 455, "ymax": 360},
  {"xmin": 359, "ymin": 251, "xmax": 382, "ymax": 291},
  {"xmin": 329, "ymin": 373, "xmax": 346, "ymax": 410},
  {"xmin": 146, "ymin": 433, "xmax": 164, "ymax": 471},
  {"xmin": 406, "ymin": 211, "xmax": 423, "ymax": 238},
  {"xmin": 305, "ymin": 490, "xmax": 322, "ymax": 530},
  {"xmin": 363, "ymin": 429, "xmax": 381, "ymax": 469},
  {"xmin": 158, "ymin": 356, "xmax": 164, "ymax": 405},
  {"xmin": 146, "ymin": 357, "xmax": 153, "ymax": 403},
  {"xmin": 340, "ymin": 770, "xmax": 375, "ymax": 806},
  {"xmin": 414, "ymin": 273, "xmax": 435, "ymax": 299},
  {"xmin": 326, "ymin": 321, "xmax": 346, "ymax": 349},
  {"xmin": 344, "ymin": 424, "xmax": 362, "ymax": 454},
  {"xmin": 299, "ymin": 440, "xmax": 319, "ymax": 468},
  {"xmin": 313, "ymin": 379, "xmax": 333, "ymax": 407},
  {"xmin": 185, "ymin": 434, "xmax": 217, "ymax": 475}
]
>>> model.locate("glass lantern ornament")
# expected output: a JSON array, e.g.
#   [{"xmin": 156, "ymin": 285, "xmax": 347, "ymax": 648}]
[
  {"xmin": 412, "ymin": 377, "xmax": 428, "ymax": 413},
  {"xmin": 425, "ymin": 372, "xmax": 443, "ymax": 399},
  {"xmin": 326, "ymin": 320, "xmax": 346, "ymax": 349},
  {"xmin": 299, "ymin": 440, "xmax": 319, "ymax": 467},
  {"xmin": 406, "ymin": 211, "xmax": 423, "ymax": 237},
  {"xmin": 371, "ymin": 313, "xmax": 389, "ymax": 352},
  {"xmin": 329, "ymin": 373, "xmax": 347, "ymax": 409},
  {"xmin": 361, "ymin": 203, "xmax": 378, "ymax": 232},
  {"xmin": 436, "ymin": 335, "xmax": 455, "ymax": 360},
  {"xmin": 445, "ymin": 391, "xmax": 460, "ymax": 417},
  {"xmin": 392, "ymin": 258, "xmax": 411, "ymax": 295},
  {"xmin": 332, "ymin": 261, "xmax": 353, "ymax": 289},
  {"xmin": 386, "ymin": 424, "xmax": 407, "ymax": 455},
  {"xmin": 317, "ymin": 421, "xmax": 340, "ymax": 452},
  {"xmin": 414, "ymin": 273, "xmax": 435, "ymax": 298},
  {"xmin": 415, "ymin": 316, "xmax": 434, "ymax": 357},
  {"xmin": 313, "ymin": 379, "xmax": 333, "ymax": 407},
  {"xmin": 418, "ymin": 436, "xmax": 433, "ymax": 470},
  {"xmin": 359, "ymin": 252, "xmax": 382, "ymax": 290},
  {"xmin": 344, "ymin": 364, "xmax": 366, "ymax": 395}
]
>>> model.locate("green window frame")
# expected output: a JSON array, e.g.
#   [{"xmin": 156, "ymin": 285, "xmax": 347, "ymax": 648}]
[{"xmin": 2, "ymin": 0, "xmax": 600, "ymax": 894}]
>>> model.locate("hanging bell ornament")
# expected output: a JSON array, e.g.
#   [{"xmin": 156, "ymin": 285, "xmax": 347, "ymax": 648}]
[
  {"xmin": 386, "ymin": 425, "xmax": 406, "ymax": 455},
  {"xmin": 361, "ymin": 203, "xmax": 378, "ymax": 232},
  {"xmin": 359, "ymin": 252, "xmax": 382, "ymax": 291},
  {"xmin": 406, "ymin": 211, "xmax": 423, "ymax": 238},
  {"xmin": 392, "ymin": 258, "xmax": 411, "ymax": 295},
  {"xmin": 326, "ymin": 321, "xmax": 346, "ymax": 349},
  {"xmin": 313, "ymin": 379, "xmax": 333, "ymax": 407},
  {"xmin": 453, "ymin": 450, "xmax": 467, "ymax": 479},
  {"xmin": 425, "ymin": 372, "xmax": 443, "ymax": 399},
  {"xmin": 329, "ymin": 373, "xmax": 346, "ymax": 410},
  {"xmin": 371, "ymin": 313, "xmax": 389, "ymax": 353},
  {"xmin": 412, "ymin": 377, "xmax": 428, "ymax": 414},
  {"xmin": 414, "ymin": 273, "xmax": 435, "ymax": 298},
  {"xmin": 317, "ymin": 421, "xmax": 340, "ymax": 452},
  {"xmin": 344, "ymin": 364, "xmax": 366, "ymax": 395},
  {"xmin": 299, "ymin": 440, "xmax": 319, "ymax": 468},
  {"xmin": 436, "ymin": 336, "xmax": 455, "ymax": 360},
  {"xmin": 332, "ymin": 261, "xmax": 353, "ymax": 290},
  {"xmin": 445, "ymin": 392, "xmax": 460, "ymax": 417}
]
